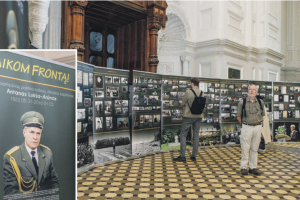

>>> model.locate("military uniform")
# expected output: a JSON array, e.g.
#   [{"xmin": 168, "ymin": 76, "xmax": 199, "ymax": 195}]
[
  {"xmin": 3, "ymin": 111, "xmax": 59, "ymax": 195},
  {"xmin": 237, "ymin": 97, "xmax": 265, "ymax": 170},
  {"xmin": 3, "ymin": 142, "xmax": 59, "ymax": 195}
]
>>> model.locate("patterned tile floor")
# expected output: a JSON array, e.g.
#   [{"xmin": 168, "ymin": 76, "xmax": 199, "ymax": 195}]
[
  {"xmin": 269, "ymin": 142, "xmax": 300, "ymax": 149},
  {"xmin": 77, "ymin": 146, "xmax": 300, "ymax": 200}
]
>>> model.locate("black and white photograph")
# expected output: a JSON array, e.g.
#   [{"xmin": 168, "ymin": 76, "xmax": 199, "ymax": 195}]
[
  {"xmin": 266, "ymin": 85, "xmax": 272, "ymax": 91},
  {"xmin": 84, "ymin": 98, "xmax": 92, "ymax": 107},
  {"xmin": 144, "ymin": 95, "xmax": 149, "ymax": 104},
  {"xmin": 93, "ymin": 132, "xmax": 131, "ymax": 164},
  {"xmin": 170, "ymin": 92, "xmax": 177, "ymax": 98},
  {"xmin": 214, "ymin": 104, "xmax": 219, "ymax": 109},
  {"xmin": 77, "ymin": 70, "xmax": 83, "ymax": 84},
  {"xmin": 274, "ymin": 104, "xmax": 279, "ymax": 109},
  {"xmin": 95, "ymin": 117, "xmax": 103, "ymax": 130},
  {"xmin": 83, "ymin": 72, "xmax": 89, "ymax": 86},
  {"xmin": 133, "ymin": 95, "xmax": 139, "ymax": 104},
  {"xmin": 289, "ymin": 104, "xmax": 295, "ymax": 109},
  {"xmin": 235, "ymin": 87, "xmax": 242, "ymax": 92},
  {"xmin": 163, "ymin": 110, "xmax": 171, "ymax": 117},
  {"xmin": 208, "ymin": 88, "xmax": 214, "ymax": 93},
  {"xmin": 121, "ymin": 100, "xmax": 128, "ymax": 106},
  {"xmin": 179, "ymin": 81, "xmax": 186, "ymax": 87},
  {"xmin": 215, "ymin": 88, "xmax": 220, "ymax": 93},
  {"xmin": 88, "ymin": 107, "xmax": 93, "ymax": 115},
  {"xmin": 148, "ymin": 84, "xmax": 154, "ymax": 90},
  {"xmin": 95, "ymin": 91, "xmax": 104, "ymax": 98},
  {"xmin": 121, "ymin": 77, "xmax": 128, "ymax": 84},
  {"xmin": 211, "ymin": 94, "xmax": 215, "ymax": 100},
  {"xmin": 88, "ymin": 116, "xmax": 93, "ymax": 123},
  {"xmin": 77, "ymin": 87, "xmax": 82, "ymax": 103},
  {"xmin": 83, "ymin": 88, "xmax": 89, "ymax": 96},
  {"xmin": 141, "ymin": 78, "xmax": 148, "ymax": 84},
  {"xmin": 259, "ymin": 93, "xmax": 265, "ymax": 98},
  {"xmin": 207, "ymin": 112, "xmax": 214, "ymax": 117},
  {"xmin": 122, "ymin": 86, "xmax": 128, "ymax": 92},
  {"xmin": 89, "ymin": 73, "xmax": 93, "ymax": 85},
  {"xmin": 149, "ymin": 96, "xmax": 159, "ymax": 101},
  {"xmin": 144, "ymin": 115, "xmax": 150, "ymax": 124},
  {"xmin": 147, "ymin": 78, "xmax": 153, "ymax": 83},
  {"xmin": 77, "ymin": 109, "xmax": 86, "ymax": 120},
  {"xmin": 178, "ymin": 92, "xmax": 185, "ymax": 98},
  {"xmin": 106, "ymin": 86, "xmax": 119, "ymax": 98},
  {"xmin": 172, "ymin": 86, "xmax": 178, "ymax": 91},
  {"xmin": 221, "ymin": 89, "xmax": 228, "ymax": 95},
  {"xmin": 95, "ymin": 101, "xmax": 103, "ymax": 114},
  {"xmin": 141, "ymin": 86, "xmax": 147, "ymax": 93},
  {"xmin": 229, "ymin": 85, "xmax": 234, "ymax": 89},
  {"xmin": 105, "ymin": 76, "xmax": 112, "ymax": 84},
  {"xmin": 215, "ymin": 83, "xmax": 220, "ymax": 87},
  {"xmin": 172, "ymin": 110, "xmax": 182, "ymax": 120},
  {"xmin": 207, "ymin": 104, "xmax": 214, "ymax": 110},
  {"xmin": 114, "ymin": 100, "xmax": 123, "ymax": 107},
  {"xmin": 231, "ymin": 114, "xmax": 237, "ymax": 121},
  {"xmin": 106, "ymin": 117, "xmax": 113, "ymax": 129},
  {"xmin": 82, "ymin": 123, "xmax": 88, "ymax": 134},
  {"xmin": 115, "ymin": 108, "xmax": 122, "ymax": 114},
  {"xmin": 163, "ymin": 100, "xmax": 170, "ymax": 107},
  {"xmin": 122, "ymin": 108, "xmax": 128, "ymax": 114},
  {"xmin": 242, "ymin": 84, "xmax": 248, "ymax": 89},
  {"xmin": 295, "ymin": 87, "xmax": 300, "ymax": 92},
  {"xmin": 221, "ymin": 113, "xmax": 230, "ymax": 121},
  {"xmin": 95, "ymin": 75, "xmax": 104, "ymax": 89},
  {"xmin": 113, "ymin": 76, "xmax": 120, "ymax": 84},
  {"xmin": 104, "ymin": 101, "xmax": 112, "ymax": 114},
  {"xmin": 132, "ymin": 128, "xmax": 161, "ymax": 156},
  {"xmin": 152, "ymin": 90, "xmax": 158, "ymax": 95}
]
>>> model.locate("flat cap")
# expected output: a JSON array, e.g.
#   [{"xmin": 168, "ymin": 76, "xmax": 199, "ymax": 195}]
[{"xmin": 20, "ymin": 111, "xmax": 44, "ymax": 129}]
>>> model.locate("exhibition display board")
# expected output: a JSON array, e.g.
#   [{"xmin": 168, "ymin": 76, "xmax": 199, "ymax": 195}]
[
  {"xmin": 77, "ymin": 62, "xmax": 95, "ymax": 170},
  {"xmin": 0, "ymin": 51, "xmax": 75, "ymax": 200},
  {"xmin": 132, "ymin": 71, "xmax": 162, "ymax": 156},
  {"xmin": 272, "ymin": 82, "xmax": 300, "ymax": 141},
  {"xmin": 92, "ymin": 67, "xmax": 131, "ymax": 164},
  {"xmin": 76, "ymin": 63, "xmax": 300, "ymax": 174}
]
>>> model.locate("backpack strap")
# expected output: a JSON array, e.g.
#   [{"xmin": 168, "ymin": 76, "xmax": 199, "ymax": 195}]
[
  {"xmin": 256, "ymin": 97, "xmax": 263, "ymax": 115},
  {"xmin": 241, "ymin": 98, "xmax": 246, "ymax": 122}
]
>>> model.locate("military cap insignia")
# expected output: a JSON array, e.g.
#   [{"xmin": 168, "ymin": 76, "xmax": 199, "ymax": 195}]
[
  {"xmin": 40, "ymin": 144, "xmax": 50, "ymax": 151},
  {"xmin": 6, "ymin": 146, "xmax": 20, "ymax": 156},
  {"xmin": 33, "ymin": 117, "xmax": 38, "ymax": 122}
]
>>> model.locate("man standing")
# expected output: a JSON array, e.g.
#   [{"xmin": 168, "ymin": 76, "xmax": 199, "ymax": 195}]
[
  {"xmin": 237, "ymin": 85, "xmax": 265, "ymax": 175},
  {"xmin": 3, "ymin": 111, "xmax": 59, "ymax": 195},
  {"xmin": 173, "ymin": 78, "xmax": 204, "ymax": 162},
  {"xmin": 290, "ymin": 125, "xmax": 299, "ymax": 142}
]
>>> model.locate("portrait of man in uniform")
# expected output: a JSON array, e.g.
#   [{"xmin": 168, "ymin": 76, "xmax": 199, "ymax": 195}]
[{"xmin": 3, "ymin": 111, "xmax": 59, "ymax": 196}]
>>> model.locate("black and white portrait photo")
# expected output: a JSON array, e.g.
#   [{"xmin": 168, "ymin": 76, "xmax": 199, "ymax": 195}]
[
  {"xmin": 122, "ymin": 100, "xmax": 128, "ymax": 106},
  {"xmin": 95, "ymin": 117, "xmax": 103, "ymax": 130},
  {"xmin": 84, "ymin": 98, "xmax": 92, "ymax": 107},
  {"xmin": 82, "ymin": 123, "xmax": 88, "ymax": 134},
  {"xmin": 95, "ymin": 101, "xmax": 103, "ymax": 114},
  {"xmin": 106, "ymin": 86, "xmax": 119, "ymax": 98},
  {"xmin": 104, "ymin": 101, "xmax": 112, "ymax": 115},
  {"xmin": 115, "ymin": 108, "xmax": 122, "ymax": 114},
  {"xmin": 122, "ymin": 86, "xmax": 128, "ymax": 92},
  {"xmin": 77, "ymin": 109, "xmax": 86, "ymax": 120},
  {"xmin": 106, "ymin": 117, "xmax": 113, "ymax": 129},
  {"xmin": 88, "ymin": 107, "xmax": 93, "ymax": 115},
  {"xmin": 84, "ymin": 88, "xmax": 89, "ymax": 96},
  {"xmin": 133, "ymin": 95, "xmax": 139, "ymax": 104},
  {"xmin": 122, "ymin": 108, "xmax": 128, "ymax": 114},
  {"xmin": 89, "ymin": 73, "xmax": 93, "ymax": 85},
  {"xmin": 88, "ymin": 116, "xmax": 93, "ymax": 123},
  {"xmin": 95, "ymin": 75, "xmax": 104, "ymax": 89},
  {"xmin": 113, "ymin": 77, "xmax": 120, "ymax": 84}
]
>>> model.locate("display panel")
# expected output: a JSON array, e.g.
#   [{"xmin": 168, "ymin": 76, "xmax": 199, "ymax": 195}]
[
  {"xmin": 0, "ymin": 51, "xmax": 75, "ymax": 200},
  {"xmin": 93, "ymin": 67, "xmax": 131, "ymax": 163},
  {"xmin": 132, "ymin": 71, "xmax": 162, "ymax": 156}
]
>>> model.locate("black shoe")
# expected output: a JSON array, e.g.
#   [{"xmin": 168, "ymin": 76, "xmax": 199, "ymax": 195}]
[
  {"xmin": 173, "ymin": 156, "xmax": 186, "ymax": 162},
  {"xmin": 249, "ymin": 168, "xmax": 261, "ymax": 175},
  {"xmin": 190, "ymin": 157, "xmax": 196, "ymax": 161},
  {"xmin": 241, "ymin": 168, "xmax": 248, "ymax": 175}
]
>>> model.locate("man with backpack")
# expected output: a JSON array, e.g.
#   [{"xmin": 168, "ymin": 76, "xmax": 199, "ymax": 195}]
[
  {"xmin": 237, "ymin": 85, "xmax": 265, "ymax": 176},
  {"xmin": 173, "ymin": 78, "xmax": 205, "ymax": 162}
]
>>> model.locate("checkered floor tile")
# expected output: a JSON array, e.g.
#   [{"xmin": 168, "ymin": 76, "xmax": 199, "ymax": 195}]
[{"xmin": 78, "ymin": 146, "xmax": 300, "ymax": 200}]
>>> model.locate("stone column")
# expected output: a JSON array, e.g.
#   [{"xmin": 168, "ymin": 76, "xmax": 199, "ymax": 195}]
[
  {"xmin": 69, "ymin": 1, "xmax": 88, "ymax": 61},
  {"xmin": 181, "ymin": 55, "xmax": 191, "ymax": 76},
  {"xmin": 28, "ymin": 0, "xmax": 50, "ymax": 49}
]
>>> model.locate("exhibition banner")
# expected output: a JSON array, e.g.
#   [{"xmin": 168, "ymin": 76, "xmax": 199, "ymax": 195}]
[
  {"xmin": 0, "ymin": 51, "xmax": 75, "ymax": 200},
  {"xmin": 93, "ymin": 67, "xmax": 131, "ymax": 164}
]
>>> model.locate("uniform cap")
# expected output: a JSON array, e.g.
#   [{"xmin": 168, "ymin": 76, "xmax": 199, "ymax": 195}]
[{"xmin": 20, "ymin": 111, "xmax": 44, "ymax": 129}]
